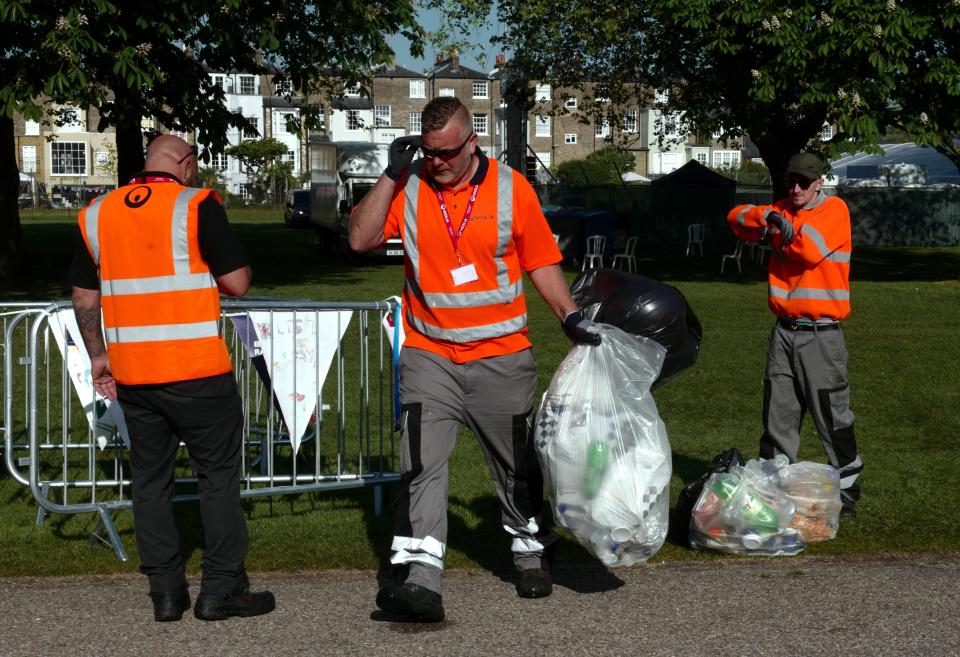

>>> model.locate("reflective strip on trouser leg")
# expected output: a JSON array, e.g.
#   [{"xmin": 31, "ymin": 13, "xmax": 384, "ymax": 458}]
[
  {"xmin": 759, "ymin": 324, "xmax": 805, "ymax": 461},
  {"xmin": 463, "ymin": 349, "xmax": 557, "ymax": 571}
]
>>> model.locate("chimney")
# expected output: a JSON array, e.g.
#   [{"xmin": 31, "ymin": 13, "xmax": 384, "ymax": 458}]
[
  {"xmin": 495, "ymin": 54, "xmax": 506, "ymax": 67},
  {"xmin": 436, "ymin": 50, "xmax": 446, "ymax": 64},
  {"xmin": 450, "ymin": 49, "xmax": 460, "ymax": 71}
]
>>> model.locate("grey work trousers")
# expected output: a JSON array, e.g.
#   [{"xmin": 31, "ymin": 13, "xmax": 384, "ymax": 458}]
[
  {"xmin": 391, "ymin": 347, "xmax": 555, "ymax": 595},
  {"xmin": 759, "ymin": 321, "xmax": 862, "ymax": 500}
]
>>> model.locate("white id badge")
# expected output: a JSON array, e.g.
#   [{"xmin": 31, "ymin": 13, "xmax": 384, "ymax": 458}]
[{"xmin": 450, "ymin": 263, "xmax": 479, "ymax": 286}]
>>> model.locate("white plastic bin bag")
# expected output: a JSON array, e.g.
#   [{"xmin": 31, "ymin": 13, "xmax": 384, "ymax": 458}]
[{"xmin": 535, "ymin": 323, "xmax": 672, "ymax": 566}]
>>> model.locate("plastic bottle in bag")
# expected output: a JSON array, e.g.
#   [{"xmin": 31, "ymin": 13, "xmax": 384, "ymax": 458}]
[
  {"xmin": 583, "ymin": 439, "xmax": 609, "ymax": 499},
  {"xmin": 742, "ymin": 528, "xmax": 805, "ymax": 556}
]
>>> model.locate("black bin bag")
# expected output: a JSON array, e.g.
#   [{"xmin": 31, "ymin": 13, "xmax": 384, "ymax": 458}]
[{"xmin": 570, "ymin": 268, "xmax": 703, "ymax": 388}]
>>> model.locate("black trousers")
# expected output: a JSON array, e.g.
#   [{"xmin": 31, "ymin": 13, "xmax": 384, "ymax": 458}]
[{"xmin": 118, "ymin": 372, "xmax": 248, "ymax": 596}]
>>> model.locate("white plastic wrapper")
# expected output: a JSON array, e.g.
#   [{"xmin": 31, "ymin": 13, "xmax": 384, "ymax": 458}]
[
  {"xmin": 535, "ymin": 324, "xmax": 672, "ymax": 567},
  {"xmin": 690, "ymin": 456, "xmax": 842, "ymax": 555}
]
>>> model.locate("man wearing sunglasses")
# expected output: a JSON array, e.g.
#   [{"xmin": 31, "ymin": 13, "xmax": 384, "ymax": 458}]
[
  {"xmin": 350, "ymin": 97, "xmax": 599, "ymax": 622},
  {"xmin": 727, "ymin": 152, "xmax": 862, "ymax": 519},
  {"xmin": 69, "ymin": 135, "xmax": 275, "ymax": 622}
]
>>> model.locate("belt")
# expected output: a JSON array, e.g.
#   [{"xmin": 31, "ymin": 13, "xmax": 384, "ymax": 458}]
[{"xmin": 777, "ymin": 317, "xmax": 841, "ymax": 332}]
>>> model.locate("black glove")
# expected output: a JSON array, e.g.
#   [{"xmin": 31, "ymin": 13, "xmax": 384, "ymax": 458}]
[
  {"xmin": 766, "ymin": 211, "xmax": 795, "ymax": 246},
  {"xmin": 385, "ymin": 135, "xmax": 422, "ymax": 181},
  {"xmin": 562, "ymin": 310, "xmax": 602, "ymax": 345}
]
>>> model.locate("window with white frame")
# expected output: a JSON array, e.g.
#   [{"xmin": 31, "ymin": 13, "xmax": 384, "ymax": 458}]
[
  {"xmin": 712, "ymin": 150, "xmax": 741, "ymax": 168},
  {"xmin": 376, "ymin": 132, "xmax": 397, "ymax": 145},
  {"xmin": 472, "ymin": 81, "xmax": 488, "ymax": 99},
  {"xmin": 55, "ymin": 105, "xmax": 85, "ymax": 132},
  {"xmin": 595, "ymin": 118, "xmax": 609, "ymax": 138},
  {"xmin": 564, "ymin": 133, "xmax": 577, "ymax": 144},
  {"xmin": 535, "ymin": 114, "xmax": 551, "ymax": 137},
  {"xmin": 375, "ymin": 105, "xmax": 391, "ymax": 127},
  {"xmin": 25, "ymin": 120, "xmax": 40, "ymax": 136},
  {"xmin": 272, "ymin": 110, "xmax": 297, "ymax": 136},
  {"xmin": 663, "ymin": 112, "xmax": 681, "ymax": 139},
  {"xmin": 211, "ymin": 152, "xmax": 228, "ymax": 171},
  {"xmin": 439, "ymin": 87, "xmax": 455, "ymax": 97},
  {"xmin": 655, "ymin": 88, "xmax": 669, "ymax": 104},
  {"xmin": 21, "ymin": 145, "xmax": 37, "ymax": 173},
  {"xmin": 50, "ymin": 141, "xmax": 87, "ymax": 175},
  {"xmin": 344, "ymin": 83, "xmax": 361, "ymax": 97},
  {"xmin": 820, "ymin": 124, "xmax": 833, "ymax": 141},
  {"xmin": 283, "ymin": 150, "xmax": 296, "ymax": 169},
  {"xmin": 696, "ymin": 152, "xmax": 708, "ymax": 164},
  {"xmin": 141, "ymin": 116, "xmax": 155, "ymax": 130},
  {"xmin": 274, "ymin": 79, "xmax": 293, "ymax": 95},
  {"xmin": 346, "ymin": 110, "xmax": 362, "ymax": 131},
  {"xmin": 623, "ymin": 109, "xmax": 638, "ymax": 133},
  {"xmin": 535, "ymin": 152, "xmax": 551, "ymax": 168},
  {"xmin": 239, "ymin": 75, "xmax": 256, "ymax": 95},
  {"xmin": 242, "ymin": 118, "xmax": 260, "ymax": 140},
  {"xmin": 564, "ymin": 96, "xmax": 577, "ymax": 109},
  {"xmin": 473, "ymin": 113, "xmax": 488, "ymax": 135},
  {"xmin": 238, "ymin": 184, "xmax": 251, "ymax": 200},
  {"xmin": 409, "ymin": 112, "xmax": 422, "ymax": 134},
  {"xmin": 211, "ymin": 74, "xmax": 225, "ymax": 90},
  {"xmin": 409, "ymin": 79, "xmax": 425, "ymax": 98},
  {"xmin": 535, "ymin": 83, "xmax": 551, "ymax": 101}
]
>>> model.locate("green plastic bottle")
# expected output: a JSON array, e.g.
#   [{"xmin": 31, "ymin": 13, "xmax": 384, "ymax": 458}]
[
  {"xmin": 709, "ymin": 473, "xmax": 739, "ymax": 502},
  {"xmin": 739, "ymin": 490, "xmax": 781, "ymax": 532},
  {"xmin": 583, "ymin": 440, "xmax": 609, "ymax": 499}
]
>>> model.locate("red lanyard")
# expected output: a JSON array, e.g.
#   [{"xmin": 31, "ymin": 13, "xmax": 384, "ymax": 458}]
[{"xmin": 435, "ymin": 184, "xmax": 480, "ymax": 265}]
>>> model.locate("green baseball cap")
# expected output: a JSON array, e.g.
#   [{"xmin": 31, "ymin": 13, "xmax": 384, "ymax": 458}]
[{"xmin": 786, "ymin": 152, "xmax": 825, "ymax": 179}]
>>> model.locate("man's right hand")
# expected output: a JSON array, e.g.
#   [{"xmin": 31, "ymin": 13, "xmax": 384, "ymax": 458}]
[
  {"xmin": 385, "ymin": 135, "xmax": 422, "ymax": 181},
  {"xmin": 766, "ymin": 211, "xmax": 795, "ymax": 246}
]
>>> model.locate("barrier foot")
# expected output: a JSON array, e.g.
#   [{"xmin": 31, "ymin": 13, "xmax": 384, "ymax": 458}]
[
  {"xmin": 35, "ymin": 482, "xmax": 50, "ymax": 526},
  {"xmin": 90, "ymin": 505, "xmax": 129, "ymax": 562},
  {"xmin": 374, "ymin": 484, "xmax": 383, "ymax": 516}
]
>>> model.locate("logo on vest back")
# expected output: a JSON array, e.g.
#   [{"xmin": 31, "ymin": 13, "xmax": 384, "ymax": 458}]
[{"xmin": 124, "ymin": 186, "xmax": 152, "ymax": 208}]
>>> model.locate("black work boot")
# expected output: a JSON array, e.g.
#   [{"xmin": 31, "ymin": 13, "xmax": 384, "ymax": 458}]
[
  {"xmin": 840, "ymin": 490, "xmax": 858, "ymax": 518},
  {"xmin": 194, "ymin": 586, "xmax": 276, "ymax": 621},
  {"xmin": 516, "ymin": 568, "xmax": 553, "ymax": 599},
  {"xmin": 376, "ymin": 582, "xmax": 444, "ymax": 622},
  {"xmin": 149, "ymin": 588, "xmax": 191, "ymax": 622}
]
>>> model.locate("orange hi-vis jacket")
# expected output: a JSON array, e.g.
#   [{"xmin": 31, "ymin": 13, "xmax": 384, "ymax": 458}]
[
  {"xmin": 383, "ymin": 157, "xmax": 562, "ymax": 363},
  {"xmin": 78, "ymin": 182, "xmax": 232, "ymax": 385},
  {"xmin": 727, "ymin": 192, "xmax": 852, "ymax": 321}
]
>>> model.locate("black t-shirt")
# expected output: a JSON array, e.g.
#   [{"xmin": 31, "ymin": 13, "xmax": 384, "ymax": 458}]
[{"xmin": 68, "ymin": 178, "xmax": 248, "ymax": 291}]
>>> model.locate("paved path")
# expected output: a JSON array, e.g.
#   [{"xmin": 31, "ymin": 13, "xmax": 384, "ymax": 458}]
[{"xmin": 1, "ymin": 554, "xmax": 957, "ymax": 657}]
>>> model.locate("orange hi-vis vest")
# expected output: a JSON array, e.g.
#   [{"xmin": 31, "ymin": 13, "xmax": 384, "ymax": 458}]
[
  {"xmin": 78, "ymin": 182, "xmax": 232, "ymax": 385},
  {"xmin": 401, "ymin": 160, "xmax": 527, "ymax": 344},
  {"xmin": 727, "ymin": 193, "xmax": 852, "ymax": 321}
]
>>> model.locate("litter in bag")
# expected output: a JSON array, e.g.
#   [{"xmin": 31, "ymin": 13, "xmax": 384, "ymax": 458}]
[
  {"xmin": 669, "ymin": 447, "xmax": 745, "ymax": 548},
  {"xmin": 535, "ymin": 323, "xmax": 672, "ymax": 566},
  {"xmin": 569, "ymin": 268, "xmax": 703, "ymax": 388},
  {"xmin": 689, "ymin": 456, "xmax": 842, "ymax": 556}
]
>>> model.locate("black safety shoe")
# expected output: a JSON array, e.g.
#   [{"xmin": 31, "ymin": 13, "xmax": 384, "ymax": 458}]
[
  {"xmin": 516, "ymin": 568, "xmax": 553, "ymax": 599},
  {"xmin": 193, "ymin": 587, "xmax": 276, "ymax": 621},
  {"xmin": 150, "ymin": 589, "xmax": 191, "ymax": 622},
  {"xmin": 840, "ymin": 499, "xmax": 858, "ymax": 518},
  {"xmin": 376, "ymin": 582, "xmax": 444, "ymax": 622}
]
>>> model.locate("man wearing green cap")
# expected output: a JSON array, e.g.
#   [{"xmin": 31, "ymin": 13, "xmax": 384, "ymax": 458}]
[{"xmin": 726, "ymin": 152, "xmax": 862, "ymax": 517}]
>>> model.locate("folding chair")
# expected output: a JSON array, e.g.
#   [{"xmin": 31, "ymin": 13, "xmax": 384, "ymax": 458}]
[
  {"xmin": 720, "ymin": 240, "xmax": 744, "ymax": 274},
  {"xmin": 686, "ymin": 223, "xmax": 705, "ymax": 257},
  {"xmin": 582, "ymin": 234, "xmax": 606, "ymax": 270},
  {"xmin": 611, "ymin": 236, "xmax": 638, "ymax": 274}
]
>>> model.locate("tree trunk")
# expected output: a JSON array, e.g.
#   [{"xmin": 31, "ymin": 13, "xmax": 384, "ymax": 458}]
[
  {"xmin": 115, "ymin": 119, "xmax": 145, "ymax": 185},
  {"xmin": 0, "ymin": 115, "xmax": 24, "ymax": 284}
]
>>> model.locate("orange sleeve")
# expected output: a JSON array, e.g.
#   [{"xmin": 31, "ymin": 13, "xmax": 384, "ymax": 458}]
[{"xmin": 727, "ymin": 202, "xmax": 780, "ymax": 242}]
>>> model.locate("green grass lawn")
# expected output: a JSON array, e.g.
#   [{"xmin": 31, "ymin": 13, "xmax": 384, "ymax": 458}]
[{"xmin": 2, "ymin": 207, "xmax": 959, "ymax": 577}]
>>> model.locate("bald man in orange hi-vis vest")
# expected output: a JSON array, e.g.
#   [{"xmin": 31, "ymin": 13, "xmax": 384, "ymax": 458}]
[
  {"xmin": 350, "ymin": 96, "xmax": 601, "ymax": 622},
  {"xmin": 69, "ymin": 135, "xmax": 275, "ymax": 623},
  {"xmin": 727, "ymin": 152, "xmax": 862, "ymax": 519}
]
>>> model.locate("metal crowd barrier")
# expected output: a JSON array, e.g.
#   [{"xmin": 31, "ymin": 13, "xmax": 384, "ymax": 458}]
[{"xmin": 3, "ymin": 298, "xmax": 402, "ymax": 560}]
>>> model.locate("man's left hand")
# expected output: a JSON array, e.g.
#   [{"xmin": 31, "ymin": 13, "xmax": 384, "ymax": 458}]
[
  {"xmin": 90, "ymin": 355, "xmax": 117, "ymax": 400},
  {"xmin": 562, "ymin": 310, "xmax": 601, "ymax": 345}
]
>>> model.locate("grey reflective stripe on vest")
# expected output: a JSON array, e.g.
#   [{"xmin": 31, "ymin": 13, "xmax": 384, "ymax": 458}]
[
  {"xmin": 736, "ymin": 204, "xmax": 755, "ymax": 226},
  {"xmin": 402, "ymin": 161, "xmax": 527, "ymax": 340},
  {"xmin": 82, "ymin": 194, "xmax": 108, "ymax": 263},
  {"xmin": 802, "ymin": 224, "xmax": 851, "ymax": 263},
  {"xmin": 104, "ymin": 320, "xmax": 220, "ymax": 344},
  {"xmin": 102, "ymin": 272, "xmax": 217, "ymax": 297},
  {"xmin": 770, "ymin": 285, "xmax": 849, "ymax": 301},
  {"xmin": 173, "ymin": 188, "xmax": 208, "ymax": 274}
]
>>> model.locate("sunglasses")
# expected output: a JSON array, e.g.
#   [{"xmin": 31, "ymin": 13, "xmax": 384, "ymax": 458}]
[
  {"xmin": 783, "ymin": 174, "xmax": 815, "ymax": 189},
  {"xmin": 421, "ymin": 132, "xmax": 474, "ymax": 160},
  {"xmin": 176, "ymin": 145, "xmax": 199, "ymax": 164}
]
